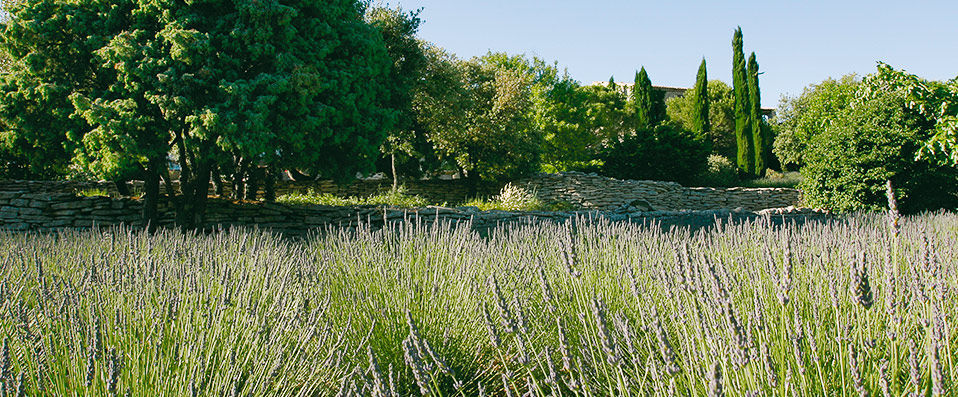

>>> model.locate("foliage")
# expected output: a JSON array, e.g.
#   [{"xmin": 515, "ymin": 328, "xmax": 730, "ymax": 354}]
[
  {"xmin": 0, "ymin": 0, "xmax": 113, "ymax": 180},
  {"xmin": 420, "ymin": 52, "xmax": 542, "ymax": 188},
  {"xmin": 1, "ymin": 212, "xmax": 956, "ymax": 395},
  {"xmin": 773, "ymin": 75, "xmax": 859, "ymax": 167},
  {"xmin": 691, "ymin": 59, "xmax": 710, "ymax": 135},
  {"xmin": 462, "ymin": 182, "xmax": 548, "ymax": 211},
  {"xmin": 580, "ymin": 84, "xmax": 631, "ymax": 148},
  {"xmin": 747, "ymin": 52, "xmax": 768, "ymax": 175},
  {"xmin": 536, "ymin": 78, "xmax": 597, "ymax": 171},
  {"xmin": 74, "ymin": 187, "xmax": 111, "ymax": 198},
  {"xmin": 861, "ymin": 63, "xmax": 958, "ymax": 167},
  {"xmin": 633, "ymin": 67, "xmax": 654, "ymax": 130},
  {"xmin": 799, "ymin": 83, "xmax": 958, "ymax": 212},
  {"xmin": 537, "ymin": 77, "xmax": 637, "ymax": 172},
  {"xmin": 741, "ymin": 170, "xmax": 803, "ymax": 188},
  {"xmin": 695, "ymin": 154, "xmax": 739, "ymax": 187},
  {"xmin": 732, "ymin": 27, "xmax": 753, "ymax": 174},
  {"xmin": 366, "ymin": 6, "xmax": 430, "ymax": 184},
  {"xmin": 0, "ymin": 0, "xmax": 394, "ymax": 228},
  {"xmin": 276, "ymin": 186, "xmax": 430, "ymax": 208},
  {"xmin": 601, "ymin": 124, "xmax": 710, "ymax": 185},
  {"xmin": 667, "ymin": 80, "xmax": 736, "ymax": 159}
]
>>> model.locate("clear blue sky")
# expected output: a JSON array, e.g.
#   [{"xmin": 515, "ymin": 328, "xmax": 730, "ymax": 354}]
[{"xmin": 390, "ymin": 0, "xmax": 958, "ymax": 108}]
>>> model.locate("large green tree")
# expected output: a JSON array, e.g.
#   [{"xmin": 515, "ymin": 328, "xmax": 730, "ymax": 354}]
[
  {"xmin": 633, "ymin": 67, "xmax": 654, "ymax": 130},
  {"xmin": 601, "ymin": 124, "xmax": 710, "ymax": 185},
  {"xmin": 667, "ymin": 80, "xmax": 735, "ymax": 159},
  {"xmin": 0, "ymin": 0, "xmax": 394, "ymax": 228},
  {"xmin": 418, "ymin": 53, "xmax": 541, "ymax": 192},
  {"xmin": 0, "ymin": 0, "xmax": 113, "ymax": 180},
  {"xmin": 747, "ymin": 52, "xmax": 767, "ymax": 175},
  {"xmin": 800, "ymin": 81, "xmax": 958, "ymax": 212},
  {"xmin": 731, "ymin": 27, "xmax": 753, "ymax": 174},
  {"xmin": 788, "ymin": 65, "xmax": 958, "ymax": 212},
  {"xmin": 691, "ymin": 59, "xmax": 710, "ymax": 135},
  {"xmin": 366, "ymin": 6, "xmax": 428, "ymax": 189},
  {"xmin": 864, "ymin": 63, "xmax": 958, "ymax": 167},
  {"xmin": 773, "ymin": 74, "xmax": 859, "ymax": 168}
]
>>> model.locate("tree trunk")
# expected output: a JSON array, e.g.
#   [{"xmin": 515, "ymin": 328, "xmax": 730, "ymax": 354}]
[
  {"xmin": 232, "ymin": 157, "xmax": 246, "ymax": 201},
  {"xmin": 114, "ymin": 180, "xmax": 131, "ymax": 197},
  {"xmin": 264, "ymin": 167, "xmax": 276, "ymax": 202},
  {"xmin": 141, "ymin": 160, "xmax": 162, "ymax": 232},
  {"xmin": 245, "ymin": 166, "xmax": 261, "ymax": 201},
  {"xmin": 175, "ymin": 159, "xmax": 212, "ymax": 231},
  {"xmin": 160, "ymin": 168, "xmax": 177, "ymax": 199},
  {"xmin": 211, "ymin": 164, "xmax": 224, "ymax": 197},
  {"xmin": 459, "ymin": 163, "xmax": 479, "ymax": 197},
  {"xmin": 391, "ymin": 152, "xmax": 398, "ymax": 191},
  {"xmin": 287, "ymin": 168, "xmax": 312, "ymax": 182},
  {"xmin": 188, "ymin": 160, "xmax": 212, "ymax": 229}
]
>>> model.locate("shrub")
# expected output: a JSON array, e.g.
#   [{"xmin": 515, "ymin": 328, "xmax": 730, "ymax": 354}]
[
  {"xmin": 75, "ymin": 187, "xmax": 111, "ymax": 198},
  {"xmin": 800, "ymin": 88, "xmax": 958, "ymax": 212},
  {"xmin": 2, "ymin": 213, "xmax": 956, "ymax": 395},
  {"xmin": 600, "ymin": 125, "xmax": 710, "ymax": 185},
  {"xmin": 742, "ymin": 171, "xmax": 803, "ymax": 189},
  {"xmin": 276, "ymin": 186, "xmax": 431, "ymax": 208},
  {"xmin": 695, "ymin": 155, "xmax": 739, "ymax": 187},
  {"xmin": 462, "ymin": 183, "xmax": 550, "ymax": 211}
]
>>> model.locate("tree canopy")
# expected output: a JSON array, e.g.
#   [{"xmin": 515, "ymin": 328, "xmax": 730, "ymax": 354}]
[
  {"xmin": 691, "ymin": 59, "xmax": 710, "ymax": 136},
  {"xmin": 773, "ymin": 74, "xmax": 859, "ymax": 167},
  {"xmin": 0, "ymin": 0, "xmax": 394, "ymax": 227},
  {"xmin": 366, "ymin": 6, "xmax": 429, "ymax": 187},
  {"xmin": 415, "ymin": 52, "xmax": 542, "ymax": 190},
  {"xmin": 862, "ymin": 63, "xmax": 958, "ymax": 167},
  {"xmin": 790, "ymin": 66, "xmax": 958, "ymax": 212},
  {"xmin": 667, "ymin": 80, "xmax": 735, "ymax": 159},
  {"xmin": 731, "ymin": 27, "xmax": 753, "ymax": 175}
]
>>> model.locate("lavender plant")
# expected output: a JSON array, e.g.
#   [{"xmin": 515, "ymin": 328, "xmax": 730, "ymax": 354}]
[{"xmin": 0, "ymin": 211, "xmax": 954, "ymax": 395}]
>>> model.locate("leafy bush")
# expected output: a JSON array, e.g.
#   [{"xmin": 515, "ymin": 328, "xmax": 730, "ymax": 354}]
[
  {"xmin": 600, "ymin": 125, "xmax": 710, "ymax": 185},
  {"xmin": 461, "ymin": 183, "xmax": 553, "ymax": 211},
  {"xmin": 800, "ymin": 82, "xmax": 958, "ymax": 212},
  {"xmin": 276, "ymin": 187, "xmax": 431, "ymax": 208},
  {"xmin": 74, "ymin": 187, "xmax": 111, "ymax": 198},
  {"xmin": 773, "ymin": 75, "xmax": 860, "ymax": 168},
  {"xmin": 742, "ymin": 171, "xmax": 803, "ymax": 188},
  {"xmin": 666, "ymin": 80, "xmax": 736, "ymax": 159},
  {"xmin": 694, "ymin": 154, "xmax": 739, "ymax": 187}
]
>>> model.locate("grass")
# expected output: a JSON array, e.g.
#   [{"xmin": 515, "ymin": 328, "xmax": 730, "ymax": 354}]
[
  {"xmin": 74, "ymin": 187, "xmax": 112, "ymax": 198},
  {"xmin": 741, "ymin": 171, "xmax": 803, "ymax": 188},
  {"xmin": 458, "ymin": 183, "xmax": 562, "ymax": 211},
  {"xmin": 276, "ymin": 186, "xmax": 431, "ymax": 208},
  {"xmin": 0, "ymin": 211, "xmax": 954, "ymax": 395}
]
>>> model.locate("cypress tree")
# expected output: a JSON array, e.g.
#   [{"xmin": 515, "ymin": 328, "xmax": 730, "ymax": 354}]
[
  {"xmin": 747, "ymin": 52, "xmax": 766, "ymax": 176},
  {"xmin": 732, "ymin": 27, "xmax": 754, "ymax": 174},
  {"xmin": 692, "ymin": 58, "xmax": 710, "ymax": 135},
  {"xmin": 634, "ymin": 67, "xmax": 654, "ymax": 130},
  {"xmin": 608, "ymin": 75, "xmax": 616, "ymax": 91}
]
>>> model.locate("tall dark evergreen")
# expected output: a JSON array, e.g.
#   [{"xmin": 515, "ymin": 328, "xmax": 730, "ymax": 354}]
[
  {"xmin": 692, "ymin": 58, "xmax": 710, "ymax": 135},
  {"xmin": 634, "ymin": 67, "xmax": 654, "ymax": 130},
  {"xmin": 732, "ymin": 27, "xmax": 754, "ymax": 174},
  {"xmin": 747, "ymin": 52, "xmax": 766, "ymax": 176},
  {"xmin": 608, "ymin": 75, "xmax": 616, "ymax": 91}
]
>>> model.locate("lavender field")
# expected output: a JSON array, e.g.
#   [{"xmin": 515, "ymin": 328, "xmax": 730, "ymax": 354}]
[{"xmin": 0, "ymin": 213, "xmax": 954, "ymax": 396}]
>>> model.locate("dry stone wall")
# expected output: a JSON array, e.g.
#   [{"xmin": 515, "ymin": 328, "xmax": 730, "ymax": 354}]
[
  {"xmin": 0, "ymin": 174, "xmax": 805, "ymax": 233},
  {"xmin": 516, "ymin": 172, "xmax": 801, "ymax": 211},
  {"xmin": 0, "ymin": 173, "xmax": 801, "ymax": 212},
  {"xmin": 0, "ymin": 187, "xmax": 825, "ymax": 235}
]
